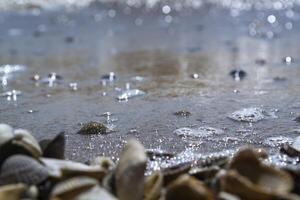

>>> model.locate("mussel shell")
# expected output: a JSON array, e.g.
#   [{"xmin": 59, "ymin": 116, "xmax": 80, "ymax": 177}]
[
  {"xmin": 222, "ymin": 148, "xmax": 294, "ymax": 199},
  {"xmin": 0, "ymin": 183, "xmax": 27, "ymax": 200},
  {"xmin": 40, "ymin": 132, "xmax": 65, "ymax": 159},
  {"xmin": 42, "ymin": 158, "xmax": 106, "ymax": 181},
  {"xmin": 74, "ymin": 186, "xmax": 118, "ymax": 200},
  {"xmin": 161, "ymin": 162, "xmax": 191, "ymax": 186},
  {"xmin": 50, "ymin": 176, "xmax": 98, "ymax": 200},
  {"xmin": 189, "ymin": 166, "xmax": 220, "ymax": 184},
  {"xmin": 13, "ymin": 129, "xmax": 42, "ymax": 158},
  {"xmin": 144, "ymin": 171, "xmax": 163, "ymax": 200},
  {"xmin": 0, "ymin": 154, "xmax": 49, "ymax": 186},
  {"xmin": 115, "ymin": 139, "xmax": 147, "ymax": 200},
  {"xmin": 165, "ymin": 175, "xmax": 214, "ymax": 200}
]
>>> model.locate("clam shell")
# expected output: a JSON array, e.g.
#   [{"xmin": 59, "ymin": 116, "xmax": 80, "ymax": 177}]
[
  {"xmin": 40, "ymin": 132, "xmax": 65, "ymax": 159},
  {"xmin": 115, "ymin": 138, "xmax": 147, "ymax": 200},
  {"xmin": 13, "ymin": 129, "xmax": 42, "ymax": 158},
  {"xmin": 50, "ymin": 176, "xmax": 98, "ymax": 200},
  {"xmin": 144, "ymin": 171, "xmax": 163, "ymax": 200},
  {"xmin": 42, "ymin": 158, "xmax": 106, "ymax": 181},
  {"xmin": 0, "ymin": 183, "xmax": 27, "ymax": 200},
  {"xmin": 221, "ymin": 148, "xmax": 293, "ymax": 199},
  {"xmin": 74, "ymin": 186, "xmax": 118, "ymax": 200},
  {"xmin": 165, "ymin": 175, "xmax": 214, "ymax": 200},
  {"xmin": 0, "ymin": 155, "xmax": 49, "ymax": 185},
  {"xmin": 0, "ymin": 124, "xmax": 14, "ymax": 146}
]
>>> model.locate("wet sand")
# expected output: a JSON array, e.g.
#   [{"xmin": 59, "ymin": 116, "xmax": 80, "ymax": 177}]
[{"xmin": 0, "ymin": 3, "xmax": 300, "ymax": 163}]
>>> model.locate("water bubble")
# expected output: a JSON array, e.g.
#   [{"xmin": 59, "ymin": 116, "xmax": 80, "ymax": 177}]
[
  {"xmin": 0, "ymin": 64, "xmax": 26, "ymax": 74},
  {"xmin": 69, "ymin": 82, "xmax": 78, "ymax": 91},
  {"xmin": 283, "ymin": 56, "xmax": 294, "ymax": 65},
  {"xmin": 134, "ymin": 18, "xmax": 143, "ymax": 26},
  {"xmin": 190, "ymin": 73, "xmax": 199, "ymax": 79},
  {"xmin": 117, "ymin": 89, "xmax": 145, "ymax": 101},
  {"xmin": 101, "ymin": 72, "xmax": 116, "ymax": 82},
  {"xmin": 164, "ymin": 15, "xmax": 173, "ymax": 23},
  {"xmin": 228, "ymin": 107, "xmax": 265, "ymax": 122},
  {"xmin": 267, "ymin": 15, "xmax": 276, "ymax": 24},
  {"xmin": 285, "ymin": 22, "xmax": 293, "ymax": 30},
  {"xmin": 0, "ymin": 90, "xmax": 21, "ymax": 101},
  {"xmin": 229, "ymin": 69, "xmax": 246, "ymax": 81},
  {"xmin": 174, "ymin": 126, "xmax": 224, "ymax": 139},
  {"xmin": 162, "ymin": 5, "xmax": 171, "ymax": 14},
  {"xmin": 108, "ymin": 9, "xmax": 116, "ymax": 18}
]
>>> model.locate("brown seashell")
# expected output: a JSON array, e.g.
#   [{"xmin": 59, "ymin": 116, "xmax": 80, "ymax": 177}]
[
  {"xmin": 39, "ymin": 132, "xmax": 65, "ymax": 159},
  {"xmin": 77, "ymin": 122, "xmax": 107, "ymax": 135},
  {"xmin": 50, "ymin": 176, "xmax": 98, "ymax": 200},
  {"xmin": 115, "ymin": 138, "xmax": 147, "ymax": 200},
  {"xmin": 41, "ymin": 158, "xmax": 106, "ymax": 181},
  {"xmin": 0, "ymin": 155, "xmax": 49, "ymax": 186},
  {"xmin": 74, "ymin": 186, "xmax": 118, "ymax": 200},
  {"xmin": 144, "ymin": 171, "xmax": 163, "ymax": 200},
  {"xmin": 162, "ymin": 162, "xmax": 191, "ymax": 186},
  {"xmin": 165, "ymin": 175, "xmax": 214, "ymax": 200},
  {"xmin": 221, "ymin": 148, "xmax": 293, "ymax": 200},
  {"xmin": 0, "ymin": 183, "xmax": 27, "ymax": 200}
]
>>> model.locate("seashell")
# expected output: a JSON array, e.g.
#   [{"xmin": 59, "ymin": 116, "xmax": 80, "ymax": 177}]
[
  {"xmin": 42, "ymin": 158, "xmax": 106, "ymax": 181},
  {"xmin": 90, "ymin": 156, "xmax": 115, "ymax": 171},
  {"xmin": 74, "ymin": 186, "xmax": 118, "ymax": 200},
  {"xmin": 13, "ymin": 129, "xmax": 42, "ymax": 158},
  {"xmin": 77, "ymin": 122, "xmax": 107, "ymax": 135},
  {"xmin": 0, "ymin": 124, "xmax": 14, "ymax": 146},
  {"xmin": 0, "ymin": 155, "xmax": 49, "ymax": 185},
  {"xmin": 219, "ymin": 192, "xmax": 241, "ymax": 200},
  {"xmin": 161, "ymin": 162, "xmax": 191, "ymax": 186},
  {"xmin": 0, "ymin": 183, "xmax": 27, "ymax": 200},
  {"xmin": 144, "ymin": 171, "xmax": 163, "ymax": 200},
  {"xmin": 115, "ymin": 138, "xmax": 147, "ymax": 200},
  {"xmin": 221, "ymin": 148, "xmax": 293, "ymax": 200},
  {"xmin": 165, "ymin": 175, "xmax": 214, "ymax": 200},
  {"xmin": 281, "ymin": 136, "xmax": 300, "ymax": 157},
  {"xmin": 189, "ymin": 166, "xmax": 220, "ymax": 184},
  {"xmin": 39, "ymin": 132, "xmax": 65, "ymax": 159},
  {"xmin": 50, "ymin": 176, "xmax": 98, "ymax": 200}
]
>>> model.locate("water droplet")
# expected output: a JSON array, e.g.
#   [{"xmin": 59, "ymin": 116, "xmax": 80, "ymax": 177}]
[
  {"xmin": 108, "ymin": 9, "xmax": 116, "ymax": 18},
  {"xmin": 164, "ymin": 15, "xmax": 173, "ymax": 23},
  {"xmin": 190, "ymin": 73, "xmax": 199, "ymax": 79},
  {"xmin": 134, "ymin": 18, "xmax": 143, "ymax": 26}
]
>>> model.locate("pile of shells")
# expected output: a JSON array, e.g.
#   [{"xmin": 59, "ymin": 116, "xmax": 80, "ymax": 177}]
[{"xmin": 0, "ymin": 123, "xmax": 300, "ymax": 200}]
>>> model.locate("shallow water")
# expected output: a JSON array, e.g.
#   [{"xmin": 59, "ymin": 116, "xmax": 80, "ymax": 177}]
[{"xmin": 0, "ymin": 2, "xmax": 300, "ymax": 165}]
